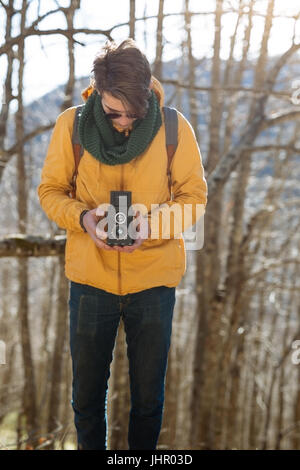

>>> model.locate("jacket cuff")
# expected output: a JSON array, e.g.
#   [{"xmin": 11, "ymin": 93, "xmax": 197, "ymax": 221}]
[{"xmin": 79, "ymin": 209, "xmax": 89, "ymax": 232}]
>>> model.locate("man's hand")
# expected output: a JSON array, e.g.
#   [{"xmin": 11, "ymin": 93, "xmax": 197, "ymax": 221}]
[
  {"xmin": 82, "ymin": 209, "xmax": 151, "ymax": 253},
  {"xmin": 82, "ymin": 208, "xmax": 115, "ymax": 251},
  {"xmin": 112, "ymin": 211, "xmax": 151, "ymax": 254}
]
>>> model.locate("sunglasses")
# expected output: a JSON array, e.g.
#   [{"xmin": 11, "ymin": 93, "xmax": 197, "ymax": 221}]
[
  {"xmin": 104, "ymin": 111, "xmax": 139, "ymax": 120},
  {"xmin": 101, "ymin": 98, "xmax": 139, "ymax": 120}
]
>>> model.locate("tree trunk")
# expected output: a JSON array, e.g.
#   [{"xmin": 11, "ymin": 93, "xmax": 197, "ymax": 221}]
[
  {"xmin": 16, "ymin": 0, "xmax": 38, "ymax": 448},
  {"xmin": 129, "ymin": 0, "xmax": 135, "ymax": 40},
  {"xmin": 108, "ymin": 321, "xmax": 130, "ymax": 450},
  {"xmin": 190, "ymin": 0, "xmax": 224, "ymax": 449},
  {"xmin": 152, "ymin": 0, "xmax": 164, "ymax": 80},
  {"xmin": 46, "ymin": 258, "xmax": 69, "ymax": 446}
]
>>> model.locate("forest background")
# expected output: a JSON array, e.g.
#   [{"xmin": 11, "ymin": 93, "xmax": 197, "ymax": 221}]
[{"xmin": 0, "ymin": 0, "xmax": 300, "ymax": 450}]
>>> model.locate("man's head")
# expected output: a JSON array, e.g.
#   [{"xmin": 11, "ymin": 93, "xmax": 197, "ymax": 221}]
[{"xmin": 91, "ymin": 39, "xmax": 153, "ymax": 128}]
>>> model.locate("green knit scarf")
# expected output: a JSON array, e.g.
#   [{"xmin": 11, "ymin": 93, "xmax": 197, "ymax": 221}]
[{"xmin": 78, "ymin": 89, "xmax": 162, "ymax": 166}]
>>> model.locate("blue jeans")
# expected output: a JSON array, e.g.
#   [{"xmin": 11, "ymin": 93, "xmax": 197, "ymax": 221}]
[{"xmin": 68, "ymin": 281, "xmax": 176, "ymax": 450}]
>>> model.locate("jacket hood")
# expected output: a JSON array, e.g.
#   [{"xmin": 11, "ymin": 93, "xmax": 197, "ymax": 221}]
[{"xmin": 80, "ymin": 75, "xmax": 165, "ymax": 108}]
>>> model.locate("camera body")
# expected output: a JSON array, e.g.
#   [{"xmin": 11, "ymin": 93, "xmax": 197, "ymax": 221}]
[{"xmin": 106, "ymin": 191, "xmax": 134, "ymax": 246}]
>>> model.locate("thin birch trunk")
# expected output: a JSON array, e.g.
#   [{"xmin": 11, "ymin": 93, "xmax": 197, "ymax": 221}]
[
  {"xmin": 16, "ymin": 0, "xmax": 38, "ymax": 447},
  {"xmin": 46, "ymin": 258, "xmax": 69, "ymax": 446},
  {"xmin": 190, "ymin": 0, "xmax": 224, "ymax": 449},
  {"xmin": 153, "ymin": 0, "xmax": 164, "ymax": 80},
  {"xmin": 129, "ymin": 0, "xmax": 135, "ymax": 40},
  {"xmin": 0, "ymin": 0, "xmax": 16, "ymax": 181}
]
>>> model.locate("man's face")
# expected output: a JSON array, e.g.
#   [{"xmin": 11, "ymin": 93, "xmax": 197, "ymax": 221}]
[{"xmin": 101, "ymin": 91, "xmax": 138, "ymax": 129}]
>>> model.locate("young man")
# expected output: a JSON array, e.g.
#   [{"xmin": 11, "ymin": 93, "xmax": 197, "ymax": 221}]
[{"xmin": 38, "ymin": 39, "xmax": 207, "ymax": 450}]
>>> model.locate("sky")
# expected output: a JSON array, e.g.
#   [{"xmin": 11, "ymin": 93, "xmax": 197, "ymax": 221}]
[{"xmin": 0, "ymin": 0, "xmax": 299, "ymax": 106}]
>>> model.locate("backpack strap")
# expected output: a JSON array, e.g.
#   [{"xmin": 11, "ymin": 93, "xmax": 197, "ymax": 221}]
[
  {"xmin": 70, "ymin": 105, "xmax": 84, "ymax": 199},
  {"xmin": 162, "ymin": 106, "xmax": 178, "ymax": 197},
  {"xmin": 70, "ymin": 104, "xmax": 178, "ymax": 199}
]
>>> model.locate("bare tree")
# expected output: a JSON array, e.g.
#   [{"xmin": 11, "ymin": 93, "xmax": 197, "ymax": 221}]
[
  {"xmin": 152, "ymin": 0, "xmax": 164, "ymax": 80},
  {"xmin": 129, "ymin": 0, "xmax": 136, "ymax": 40},
  {"xmin": 15, "ymin": 0, "xmax": 38, "ymax": 447}
]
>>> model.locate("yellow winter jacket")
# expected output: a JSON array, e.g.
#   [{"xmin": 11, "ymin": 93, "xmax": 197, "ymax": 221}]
[{"xmin": 38, "ymin": 77, "xmax": 207, "ymax": 295}]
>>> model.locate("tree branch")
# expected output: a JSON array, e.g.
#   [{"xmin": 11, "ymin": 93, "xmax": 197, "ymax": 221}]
[
  {"xmin": 0, "ymin": 123, "xmax": 54, "ymax": 172},
  {"xmin": 0, "ymin": 234, "xmax": 66, "ymax": 257},
  {"xmin": 207, "ymin": 41, "xmax": 300, "ymax": 197},
  {"xmin": 242, "ymin": 144, "xmax": 300, "ymax": 153},
  {"xmin": 262, "ymin": 109, "xmax": 300, "ymax": 129},
  {"xmin": 159, "ymin": 79, "xmax": 291, "ymax": 99},
  {"xmin": 0, "ymin": 27, "xmax": 113, "ymax": 55}
]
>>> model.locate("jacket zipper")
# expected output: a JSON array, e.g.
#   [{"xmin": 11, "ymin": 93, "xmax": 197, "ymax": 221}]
[
  {"xmin": 117, "ymin": 251, "xmax": 121, "ymax": 295},
  {"xmin": 117, "ymin": 165, "xmax": 124, "ymax": 295}
]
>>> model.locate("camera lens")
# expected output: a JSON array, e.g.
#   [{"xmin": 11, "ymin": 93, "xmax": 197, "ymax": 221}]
[
  {"xmin": 115, "ymin": 212, "xmax": 126, "ymax": 224},
  {"xmin": 116, "ymin": 226, "xmax": 124, "ymax": 237}
]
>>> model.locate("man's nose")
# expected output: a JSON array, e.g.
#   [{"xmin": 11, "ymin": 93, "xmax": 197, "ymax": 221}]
[{"xmin": 117, "ymin": 114, "xmax": 131, "ymax": 126}]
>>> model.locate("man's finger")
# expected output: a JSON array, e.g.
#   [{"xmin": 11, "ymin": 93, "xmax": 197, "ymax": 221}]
[{"xmin": 90, "ymin": 234, "xmax": 113, "ymax": 251}]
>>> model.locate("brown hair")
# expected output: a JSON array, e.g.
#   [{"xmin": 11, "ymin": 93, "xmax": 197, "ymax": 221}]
[{"xmin": 91, "ymin": 39, "xmax": 152, "ymax": 118}]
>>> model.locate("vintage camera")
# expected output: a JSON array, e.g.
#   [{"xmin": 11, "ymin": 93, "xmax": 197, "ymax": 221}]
[{"xmin": 106, "ymin": 191, "xmax": 134, "ymax": 246}]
